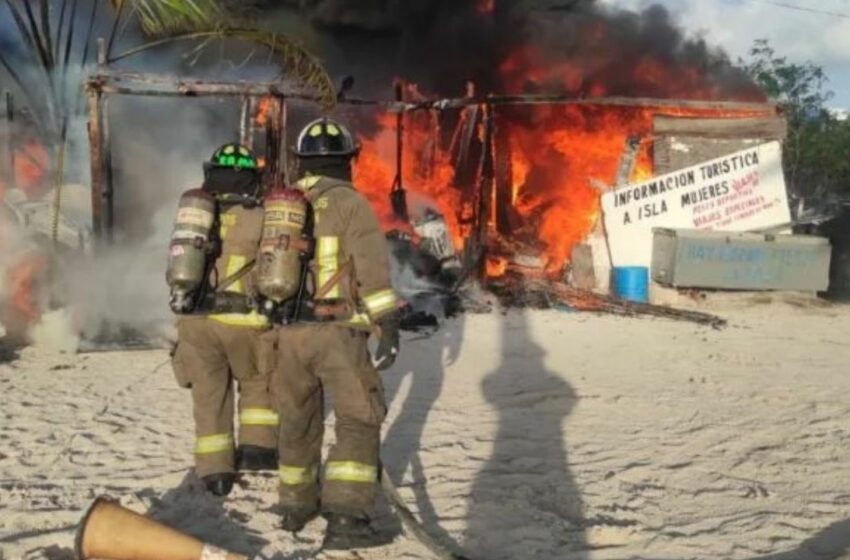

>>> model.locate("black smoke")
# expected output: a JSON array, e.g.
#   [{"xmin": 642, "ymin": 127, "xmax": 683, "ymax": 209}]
[{"xmin": 249, "ymin": 0, "xmax": 762, "ymax": 101}]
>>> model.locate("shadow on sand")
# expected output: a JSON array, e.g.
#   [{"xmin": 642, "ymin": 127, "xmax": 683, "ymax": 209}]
[
  {"xmin": 463, "ymin": 310, "xmax": 588, "ymax": 560},
  {"xmin": 750, "ymin": 518, "xmax": 850, "ymax": 560},
  {"xmin": 143, "ymin": 471, "xmax": 269, "ymax": 557},
  {"xmin": 382, "ymin": 316, "xmax": 466, "ymax": 554}
]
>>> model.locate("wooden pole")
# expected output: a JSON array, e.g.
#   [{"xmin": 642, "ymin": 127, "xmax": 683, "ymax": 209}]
[
  {"xmin": 279, "ymin": 98, "xmax": 288, "ymax": 184},
  {"xmin": 390, "ymin": 82, "xmax": 409, "ymax": 222},
  {"xmin": 3, "ymin": 91, "xmax": 15, "ymax": 192},
  {"xmin": 493, "ymin": 112, "xmax": 514, "ymax": 236},
  {"xmin": 85, "ymin": 72, "xmax": 780, "ymax": 115},
  {"xmin": 102, "ymin": 95, "xmax": 114, "ymax": 243},
  {"xmin": 476, "ymin": 104, "xmax": 494, "ymax": 281},
  {"xmin": 264, "ymin": 96, "xmax": 283, "ymax": 187},
  {"xmin": 96, "ymin": 39, "xmax": 115, "ymax": 243},
  {"xmin": 239, "ymin": 95, "xmax": 250, "ymax": 147},
  {"xmin": 86, "ymin": 90, "xmax": 104, "ymax": 237}
]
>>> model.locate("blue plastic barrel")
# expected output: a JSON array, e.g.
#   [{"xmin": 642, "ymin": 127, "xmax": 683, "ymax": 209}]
[{"xmin": 613, "ymin": 266, "xmax": 649, "ymax": 303}]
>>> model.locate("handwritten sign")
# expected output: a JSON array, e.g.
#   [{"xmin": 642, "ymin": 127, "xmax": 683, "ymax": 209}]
[{"xmin": 601, "ymin": 141, "xmax": 791, "ymax": 267}]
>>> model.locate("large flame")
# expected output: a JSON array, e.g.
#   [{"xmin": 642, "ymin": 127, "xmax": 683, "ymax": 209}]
[
  {"xmin": 352, "ymin": 32, "xmax": 771, "ymax": 277},
  {"xmin": 353, "ymin": 111, "xmax": 464, "ymax": 245}
]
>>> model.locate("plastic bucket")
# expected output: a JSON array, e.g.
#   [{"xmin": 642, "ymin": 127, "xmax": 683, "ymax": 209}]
[{"xmin": 613, "ymin": 266, "xmax": 649, "ymax": 303}]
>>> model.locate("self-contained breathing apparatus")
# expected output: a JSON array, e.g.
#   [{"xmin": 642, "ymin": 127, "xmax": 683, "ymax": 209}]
[
  {"xmin": 253, "ymin": 184, "xmax": 355, "ymax": 326},
  {"xmin": 166, "ymin": 188, "xmax": 219, "ymax": 313},
  {"xmin": 166, "ymin": 143, "xmax": 266, "ymax": 315},
  {"xmin": 252, "ymin": 118, "xmax": 364, "ymax": 325},
  {"xmin": 255, "ymin": 188, "xmax": 314, "ymax": 324}
]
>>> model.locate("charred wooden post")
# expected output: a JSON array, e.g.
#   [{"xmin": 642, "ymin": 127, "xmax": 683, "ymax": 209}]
[
  {"xmin": 493, "ymin": 112, "xmax": 514, "ymax": 236},
  {"xmin": 390, "ymin": 82, "xmax": 409, "ymax": 222},
  {"xmin": 274, "ymin": 97, "xmax": 287, "ymax": 185},
  {"xmin": 3, "ymin": 91, "xmax": 14, "ymax": 191},
  {"xmin": 279, "ymin": 98, "xmax": 289, "ymax": 184},
  {"xmin": 96, "ymin": 39, "xmax": 115, "ymax": 242},
  {"xmin": 451, "ymin": 90, "xmax": 482, "ymax": 248},
  {"xmin": 86, "ymin": 90, "xmax": 104, "ymax": 237},
  {"xmin": 102, "ymin": 96, "xmax": 115, "ymax": 242},
  {"xmin": 476, "ymin": 104, "xmax": 495, "ymax": 281},
  {"xmin": 263, "ymin": 96, "xmax": 285, "ymax": 186},
  {"xmin": 239, "ymin": 96, "xmax": 251, "ymax": 148}
]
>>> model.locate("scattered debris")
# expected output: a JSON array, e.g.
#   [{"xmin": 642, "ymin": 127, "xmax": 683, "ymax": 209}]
[{"xmin": 488, "ymin": 275, "xmax": 726, "ymax": 328}]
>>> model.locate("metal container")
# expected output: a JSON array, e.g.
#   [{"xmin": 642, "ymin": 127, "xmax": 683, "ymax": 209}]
[{"xmin": 651, "ymin": 228, "xmax": 832, "ymax": 292}]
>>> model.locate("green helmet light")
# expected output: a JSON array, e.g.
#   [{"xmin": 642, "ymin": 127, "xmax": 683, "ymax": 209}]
[{"xmin": 210, "ymin": 143, "xmax": 258, "ymax": 170}]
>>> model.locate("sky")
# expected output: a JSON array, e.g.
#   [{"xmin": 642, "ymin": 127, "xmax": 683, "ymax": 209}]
[{"xmin": 601, "ymin": 0, "xmax": 850, "ymax": 108}]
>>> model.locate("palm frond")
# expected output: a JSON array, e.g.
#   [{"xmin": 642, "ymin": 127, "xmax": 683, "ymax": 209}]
[
  {"xmin": 110, "ymin": 0, "xmax": 226, "ymax": 37},
  {"xmin": 107, "ymin": 1, "xmax": 337, "ymax": 109},
  {"xmin": 111, "ymin": 28, "xmax": 338, "ymax": 111},
  {"xmin": 221, "ymin": 28, "xmax": 337, "ymax": 112}
]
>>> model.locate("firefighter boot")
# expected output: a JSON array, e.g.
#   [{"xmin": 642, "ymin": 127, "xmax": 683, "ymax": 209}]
[
  {"xmin": 322, "ymin": 514, "xmax": 391, "ymax": 551},
  {"xmin": 202, "ymin": 473, "xmax": 235, "ymax": 497},
  {"xmin": 236, "ymin": 445, "xmax": 278, "ymax": 472},
  {"xmin": 280, "ymin": 505, "xmax": 319, "ymax": 533}
]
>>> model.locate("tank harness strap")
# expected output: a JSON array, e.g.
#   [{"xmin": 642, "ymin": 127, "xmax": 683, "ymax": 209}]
[{"xmin": 215, "ymin": 258, "xmax": 256, "ymax": 293}]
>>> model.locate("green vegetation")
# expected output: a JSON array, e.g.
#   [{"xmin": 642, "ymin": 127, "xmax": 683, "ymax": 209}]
[{"xmin": 742, "ymin": 39, "xmax": 850, "ymax": 197}]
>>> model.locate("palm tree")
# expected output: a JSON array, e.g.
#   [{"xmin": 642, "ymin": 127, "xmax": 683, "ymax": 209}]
[{"xmin": 0, "ymin": 0, "xmax": 335, "ymax": 239}]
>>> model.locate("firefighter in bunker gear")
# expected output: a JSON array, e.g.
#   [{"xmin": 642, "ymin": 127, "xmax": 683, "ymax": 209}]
[
  {"xmin": 169, "ymin": 143, "xmax": 279, "ymax": 497},
  {"xmin": 260, "ymin": 118, "xmax": 400, "ymax": 548}
]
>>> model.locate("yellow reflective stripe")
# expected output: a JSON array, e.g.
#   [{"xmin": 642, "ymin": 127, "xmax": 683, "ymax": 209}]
[
  {"xmin": 195, "ymin": 433, "xmax": 233, "ymax": 455},
  {"xmin": 341, "ymin": 314, "xmax": 372, "ymax": 332},
  {"xmin": 325, "ymin": 461, "xmax": 377, "ymax": 483},
  {"xmin": 219, "ymin": 213, "xmax": 237, "ymax": 239},
  {"xmin": 346, "ymin": 312, "xmax": 371, "ymax": 326},
  {"xmin": 225, "ymin": 255, "xmax": 247, "ymax": 294},
  {"xmin": 316, "ymin": 236, "xmax": 341, "ymax": 299},
  {"xmin": 363, "ymin": 289, "xmax": 397, "ymax": 316},
  {"xmin": 209, "ymin": 311, "xmax": 269, "ymax": 328},
  {"xmin": 279, "ymin": 464, "xmax": 318, "ymax": 486},
  {"xmin": 239, "ymin": 408, "xmax": 279, "ymax": 426},
  {"xmin": 295, "ymin": 176, "xmax": 322, "ymax": 191}
]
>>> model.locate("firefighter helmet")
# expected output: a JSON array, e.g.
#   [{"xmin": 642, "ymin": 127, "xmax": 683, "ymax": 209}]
[
  {"xmin": 205, "ymin": 143, "xmax": 259, "ymax": 171},
  {"xmin": 293, "ymin": 118, "xmax": 359, "ymax": 158}
]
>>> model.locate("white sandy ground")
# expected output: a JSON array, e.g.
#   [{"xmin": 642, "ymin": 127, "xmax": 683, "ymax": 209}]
[{"xmin": 2, "ymin": 301, "xmax": 850, "ymax": 560}]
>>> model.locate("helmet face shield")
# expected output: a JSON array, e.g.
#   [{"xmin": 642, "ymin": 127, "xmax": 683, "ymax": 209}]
[{"xmin": 293, "ymin": 118, "xmax": 359, "ymax": 158}]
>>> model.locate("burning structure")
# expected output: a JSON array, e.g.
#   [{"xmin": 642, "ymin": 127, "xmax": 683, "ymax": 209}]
[{"xmin": 2, "ymin": 0, "xmax": 788, "ymax": 343}]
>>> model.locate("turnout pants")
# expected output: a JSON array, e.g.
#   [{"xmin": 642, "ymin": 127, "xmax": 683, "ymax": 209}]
[
  {"xmin": 172, "ymin": 317, "xmax": 278, "ymax": 477},
  {"xmin": 264, "ymin": 324, "xmax": 386, "ymax": 518}
]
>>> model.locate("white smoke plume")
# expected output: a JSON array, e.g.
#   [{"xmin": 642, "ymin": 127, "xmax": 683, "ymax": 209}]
[{"xmin": 0, "ymin": 2, "xmax": 259, "ymax": 351}]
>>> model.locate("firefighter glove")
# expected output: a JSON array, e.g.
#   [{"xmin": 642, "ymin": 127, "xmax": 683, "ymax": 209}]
[{"xmin": 373, "ymin": 313, "xmax": 400, "ymax": 371}]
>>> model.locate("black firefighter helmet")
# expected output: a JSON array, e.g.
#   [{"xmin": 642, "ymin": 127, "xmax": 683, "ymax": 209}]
[
  {"xmin": 202, "ymin": 143, "xmax": 262, "ymax": 202},
  {"xmin": 292, "ymin": 118, "xmax": 359, "ymax": 159}
]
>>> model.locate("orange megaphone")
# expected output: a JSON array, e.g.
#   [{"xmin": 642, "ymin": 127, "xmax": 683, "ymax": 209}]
[{"xmin": 75, "ymin": 497, "xmax": 248, "ymax": 560}]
